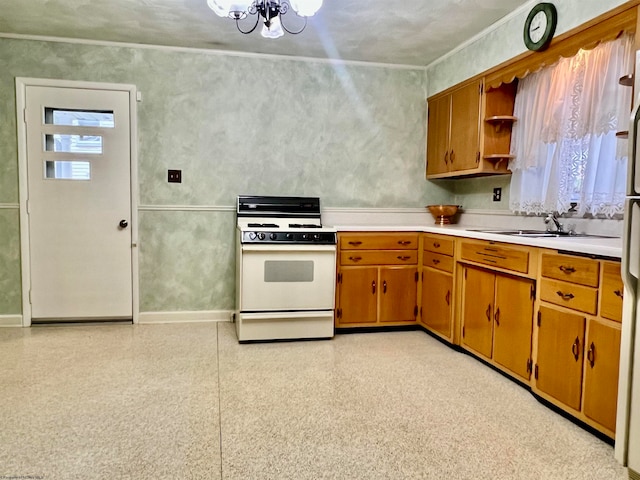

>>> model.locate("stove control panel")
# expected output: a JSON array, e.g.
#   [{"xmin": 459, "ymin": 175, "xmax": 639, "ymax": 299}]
[{"xmin": 242, "ymin": 231, "xmax": 337, "ymax": 245}]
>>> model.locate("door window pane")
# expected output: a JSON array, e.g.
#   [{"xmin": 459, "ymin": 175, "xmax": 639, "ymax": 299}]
[
  {"xmin": 45, "ymin": 161, "xmax": 91, "ymax": 180},
  {"xmin": 45, "ymin": 134, "xmax": 103, "ymax": 154},
  {"xmin": 44, "ymin": 108, "xmax": 114, "ymax": 128}
]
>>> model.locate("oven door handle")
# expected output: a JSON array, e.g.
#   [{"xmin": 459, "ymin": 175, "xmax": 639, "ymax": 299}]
[{"xmin": 242, "ymin": 245, "xmax": 337, "ymax": 252}]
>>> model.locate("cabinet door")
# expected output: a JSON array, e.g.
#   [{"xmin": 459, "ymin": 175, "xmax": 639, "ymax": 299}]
[
  {"xmin": 493, "ymin": 275, "xmax": 534, "ymax": 380},
  {"xmin": 426, "ymin": 95, "xmax": 451, "ymax": 176},
  {"xmin": 536, "ymin": 306, "xmax": 585, "ymax": 410},
  {"xmin": 583, "ymin": 320, "xmax": 621, "ymax": 432},
  {"xmin": 338, "ymin": 267, "xmax": 378, "ymax": 324},
  {"xmin": 422, "ymin": 268, "xmax": 453, "ymax": 338},
  {"xmin": 379, "ymin": 267, "xmax": 417, "ymax": 323},
  {"xmin": 449, "ymin": 81, "xmax": 481, "ymax": 172},
  {"xmin": 462, "ymin": 267, "xmax": 495, "ymax": 358}
]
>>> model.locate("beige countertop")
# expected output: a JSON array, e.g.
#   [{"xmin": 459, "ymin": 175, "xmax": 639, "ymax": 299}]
[{"xmin": 332, "ymin": 224, "xmax": 623, "ymax": 259}]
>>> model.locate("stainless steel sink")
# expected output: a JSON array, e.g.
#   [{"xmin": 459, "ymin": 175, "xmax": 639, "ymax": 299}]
[{"xmin": 467, "ymin": 229, "xmax": 617, "ymax": 239}]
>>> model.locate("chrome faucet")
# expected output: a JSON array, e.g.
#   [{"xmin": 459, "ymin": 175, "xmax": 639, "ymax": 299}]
[{"xmin": 544, "ymin": 213, "xmax": 564, "ymax": 233}]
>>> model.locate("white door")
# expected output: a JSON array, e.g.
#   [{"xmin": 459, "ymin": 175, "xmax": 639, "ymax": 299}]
[{"xmin": 25, "ymin": 85, "xmax": 132, "ymax": 320}]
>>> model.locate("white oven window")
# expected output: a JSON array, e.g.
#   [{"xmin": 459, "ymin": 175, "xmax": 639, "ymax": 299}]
[{"xmin": 264, "ymin": 260, "xmax": 314, "ymax": 282}]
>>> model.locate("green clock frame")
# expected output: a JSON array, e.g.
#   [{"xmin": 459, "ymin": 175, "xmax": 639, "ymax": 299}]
[{"xmin": 524, "ymin": 3, "xmax": 558, "ymax": 52}]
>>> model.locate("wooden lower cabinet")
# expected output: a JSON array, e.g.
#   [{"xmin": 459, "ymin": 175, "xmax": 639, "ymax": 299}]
[
  {"xmin": 421, "ymin": 268, "xmax": 453, "ymax": 338},
  {"xmin": 337, "ymin": 265, "xmax": 418, "ymax": 326},
  {"xmin": 379, "ymin": 267, "xmax": 418, "ymax": 323},
  {"xmin": 535, "ymin": 306, "xmax": 585, "ymax": 410},
  {"xmin": 338, "ymin": 267, "xmax": 378, "ymax": 324},
  {"xmin": 462, "ymin": 267, "xmax": 495, "ymax": 358},
  {"xmin": 493, "ymin": 275, "xmax": 535, "ymax": 379},
  {"xmin": 583, "ymin": 320, "xmax": 622, "ymax": 432},
  {"xmin": 461, "ymin": 265, "xmax": 534, "ymax": 381}
]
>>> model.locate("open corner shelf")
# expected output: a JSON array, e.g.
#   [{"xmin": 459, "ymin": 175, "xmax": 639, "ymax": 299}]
[
  {"xmin": 483, "ymin": 154, "xmax": 514, "ymax": 170},
  {"xmin": 485, "ymin": 116, "xmax": 517, "ymax": 133}
]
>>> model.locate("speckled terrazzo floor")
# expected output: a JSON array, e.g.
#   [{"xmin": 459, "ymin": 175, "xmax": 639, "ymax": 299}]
[{"xmin": 0, "ymin": 322, "xmax": 629, "ymax": 480}]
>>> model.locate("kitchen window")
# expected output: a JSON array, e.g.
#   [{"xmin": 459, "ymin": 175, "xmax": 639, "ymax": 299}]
[{"xmin": 508, "ymin": 33, "xmax": 633, "ymax": 217}]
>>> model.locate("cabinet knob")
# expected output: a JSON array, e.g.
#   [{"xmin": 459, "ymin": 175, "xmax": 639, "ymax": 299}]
[
  {"xmin": 614, "ymin": 289, "xmax": 624, "ymax": 299},
  {"xmin": 587, "ymin": 342, "xmax": 596, "ymax": 368},
  {"xmin": 571, "ymin": 336, "xmax": 581, "ymax": 362}
]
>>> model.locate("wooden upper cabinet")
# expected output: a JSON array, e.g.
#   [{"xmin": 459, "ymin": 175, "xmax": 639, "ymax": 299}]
[
  {"xmin": 426, "ymin": 78, "xmax": 514, "ymax": 179},
  {"xmin": 449, "ymin": 81, "xmax": 482, "ymax": 172},
  {"xmin": 426, "ymin": 94, "xmax": 451, "ymax": 176}
]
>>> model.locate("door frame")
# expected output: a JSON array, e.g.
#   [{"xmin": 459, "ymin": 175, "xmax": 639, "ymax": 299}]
[{"xmin": 15, "ymin": 77, "xmax": 140, "ymax": 327}]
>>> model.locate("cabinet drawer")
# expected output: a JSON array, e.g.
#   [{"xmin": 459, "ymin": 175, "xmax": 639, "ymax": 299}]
[
  {"xmin": 540, "ymin": 278, "xmax": 598, "ymax": 315},
  {"xmin": 601, "ymin": 262, "xmax": 623, "ymax": 322},
  {"xmin": 340, "ymin": 250, "xmax": 418, "ymax": 266},
  {"xmin": 340, "ymin": 233, "xmax": 418, "ymax": 250},
  {"xmin": 460, "ymin": 241, "xmax": 529, "ymax": 274},
  {"xmin": 423, "ymin": 234, "xmax": 454, "ymax": 256},
  {"xmin": 423, "ymin": 251, "xmax": 454, "ymax": 273},
  {"xmin": 541, "ymin": 253, "xmax": 599, "ymax": 287}
]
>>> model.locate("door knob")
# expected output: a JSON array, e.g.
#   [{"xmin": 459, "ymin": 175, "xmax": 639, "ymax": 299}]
[{"xmin": 119, "ymin": 220, "xmax": 129, "ymax": 229}]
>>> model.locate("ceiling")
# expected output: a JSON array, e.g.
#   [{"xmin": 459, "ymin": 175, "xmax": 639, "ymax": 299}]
[{"xmin": 0, "ymin": 0, "xmax": 532, "ymax": 67}]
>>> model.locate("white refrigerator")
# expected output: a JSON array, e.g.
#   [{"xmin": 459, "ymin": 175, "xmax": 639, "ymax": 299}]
[{"xmin": 616, "ymin": 62, "xmax": 640, "ymax": 480}]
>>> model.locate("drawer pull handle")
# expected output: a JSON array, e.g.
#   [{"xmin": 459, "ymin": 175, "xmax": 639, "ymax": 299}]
[
  {"xmin": 559, "ymin": 265, "xmax": 576, "ymax": 274},
  {"xmin": 398, "ymin": 240, "xmax": 412, "ymax": 246},
  {"xmin": 348, "ymin": 256, "xmax": 362, "ymax": 262},
  {"xmin": 485, "ymin": 304, "xmax": 492, "ymax": 322},
  {"xmin": 444, "ymin": 151, "xmax": 449, "ymax": 164},
  {"xmin": 397, "ymin": 255, "xmax": 412, "ymax": 261},
  {"xmin": 432, "ymin": 258, "xmax": 440, "ymax": 265},
  {"xmin": 484, "ymin": 247, "xmax": 499, "ymax": 252},
  {"xmin": 556, "ymin": 291, "xmax": 575, "ymax": 301},
  {"xmin": 494, "ymin": 307, "xmax": 500, "ymax": 326},
  {"xmin": 383, "ymin": 280, "xmax": 387, "ymax": 294},
  {"xmin": 450, "ymin": 150, "xmax": 455, "ymax": 163},
  {"xmin": 433, "ymin": 242, "xmax": 441, "ymax": 248},
  {"xmin": 445, "ymin": 290, "xmax": 450, "ymax": 306},
  {"xmin": 587, "ymin": 342, "xmax": 596, "ymax": 368},
  {"xmin": 372, "ymin": 280, "xmax": 376, "ymax": 294},
  {"xmin": 614, "ymin": 289, "xmax": 624, "ymax": 299},
  {"xmin": 571, "ymin": 336, "xmax": 581, "ymax": 362},
  {"xmin": 348, "ymin": 241, "xmax": 362, "ymax": 246}
]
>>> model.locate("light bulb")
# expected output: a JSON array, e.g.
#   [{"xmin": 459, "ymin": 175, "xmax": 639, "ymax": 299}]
[
  {"xmin": 261, "ymin": 15, "xmax": 285, "ymax": 38},
  {"xmin": 289, "ymin": 0, "xmax": 322, "ymax": 17},
  {"xmin": 207, "ymin": 0, "xmax": 253, "ymax": 18}
]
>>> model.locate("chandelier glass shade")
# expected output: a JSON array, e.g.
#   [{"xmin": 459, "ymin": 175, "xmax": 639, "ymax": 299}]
[{"xmin": 206, "ymin": 0, "xmax": 322, "ymax": 38}]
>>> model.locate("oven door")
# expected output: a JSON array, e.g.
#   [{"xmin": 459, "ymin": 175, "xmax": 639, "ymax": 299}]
[{"xmin": 239, "ymin": 244, "xmax": 336, "ymax": 311}]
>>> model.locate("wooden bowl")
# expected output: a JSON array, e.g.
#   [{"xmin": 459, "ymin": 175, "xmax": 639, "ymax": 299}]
[{"xmin": 426, "ymin": 205, "xmax": 461, "ymax": 225}]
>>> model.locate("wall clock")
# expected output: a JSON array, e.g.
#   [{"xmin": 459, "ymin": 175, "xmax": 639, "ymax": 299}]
[{"xmin": 523, "ymin": 3, "xmax": 558, "ymax": 52}]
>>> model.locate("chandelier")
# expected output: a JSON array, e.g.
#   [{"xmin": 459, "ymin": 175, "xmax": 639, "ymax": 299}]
[{"xmin": 207, "ymin": 0, "xmax": 323, "ymax": 38}]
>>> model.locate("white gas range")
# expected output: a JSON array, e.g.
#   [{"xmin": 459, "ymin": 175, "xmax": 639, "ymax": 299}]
[{"xmin": 235, "ymin": 195, "xmax": 337, "ymax": 342}]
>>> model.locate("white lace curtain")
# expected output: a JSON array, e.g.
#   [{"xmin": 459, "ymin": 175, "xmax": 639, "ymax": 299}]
[{"xmin": 509, "ymin": 34, "xmax": 634, "ymax": 217}]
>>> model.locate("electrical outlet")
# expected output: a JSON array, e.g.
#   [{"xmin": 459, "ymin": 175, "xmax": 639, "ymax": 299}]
[
  {"xmin": 493, "ymin": 187, "xmax": 502, "ymax": 202},
  {"xmin": 168, "ymin": 169, "xmax": 182, "ymax": 183}
]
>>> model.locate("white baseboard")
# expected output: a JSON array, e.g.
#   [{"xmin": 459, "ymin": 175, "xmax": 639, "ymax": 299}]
[
  {"xmin": 0, "ymin": 315, "xmax": 23, "ymax": 327},
  {"xmin": 138, "ymin": 310, "xmax": 233, "ymax": 324}
]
